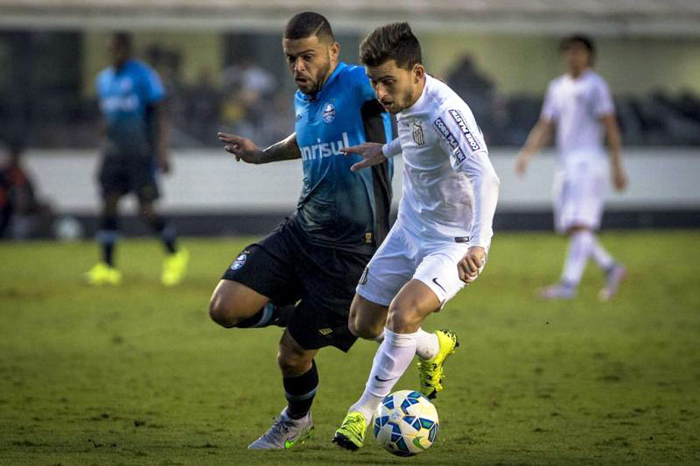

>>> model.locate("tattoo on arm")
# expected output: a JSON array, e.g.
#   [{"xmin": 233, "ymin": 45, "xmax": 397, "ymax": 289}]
[{"xmin": 260, "ymin": 133, "xmax": 301, "ymax": 163}]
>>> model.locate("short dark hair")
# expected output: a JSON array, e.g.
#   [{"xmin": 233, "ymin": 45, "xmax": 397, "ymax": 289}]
[
  {"xmin": 359, "ymin": 22, "xmax": 422, "ymax": 70},
  {"xmin": 112, "ymin": 32, "xmax": 133, "ymax": 51},
  {"xmin": 284, "ymin": 12, "xmax": 334, "ymax": 42},
  {"xmin": 560, "ymin": 34, "xmax": 595, "ymax": 55}
]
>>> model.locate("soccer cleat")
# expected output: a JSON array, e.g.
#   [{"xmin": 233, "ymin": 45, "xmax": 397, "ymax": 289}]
[
  {"xmin": 248, "ymin": 408, "xmax": 313, "ymax": 450},
  {"xmin": 161, "ymin": 248, "xmax": 189, "ymax": 286},
  {"xmin": 84, "ymin": 262, "xmax": 122, "ymax": 286},
  {"xmin": 538, "ymin": 282, "xmax": 576, "ymax": 300},
  {"xmin": 332, "ymin": 411, "xmax": 367, "ymax": 451},
  {"xmin": 418, "ymin": 329, "xmax": 459, "ymax": 400},
  {"xmin": 599, "ymin": 264, "xmax": 626, "ymax": 301}
]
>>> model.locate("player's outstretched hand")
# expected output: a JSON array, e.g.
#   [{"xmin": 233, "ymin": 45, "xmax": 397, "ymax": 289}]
[
  {"xmin": 514, "ymin": 152, "xmax": 530, "ymax": 177},
  {"xmin": 458, "ymin": 246, "xmax": 487, "ymax": 284},
  {"xmin": 218, "ymin": 132, "xmax": 264, "ymax": 164},
  {"xmin": 612, "ymin": 165, "xmax": 628, "ymax": 192},
  {"xmin": 341, "ymin": 143, "xmax": 386, "ymax": 172}
]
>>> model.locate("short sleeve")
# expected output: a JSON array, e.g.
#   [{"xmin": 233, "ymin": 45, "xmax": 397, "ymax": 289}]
[
  {"xmin": 433, "ymin": 106, "xmax": 488, "ymax": 173},
  {"xmin": 541, "ymin": 81, "xmax": 558, "ymax": 121},
  {"xmin": 140, "ymin": 63, "xmax": 165, "ymax": 104},
  {"xmin": 593, "ymin": 78, "xmax": 615, "ymax": 116}
]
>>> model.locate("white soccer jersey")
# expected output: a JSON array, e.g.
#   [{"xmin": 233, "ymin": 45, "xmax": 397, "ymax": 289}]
[
  {"xmin": 382, "ymin": 75, "xmax": 499, "ymax": 250},
  {"xmin": 542, "ymin": 70, "xmax": 615, "ymax": 165}
]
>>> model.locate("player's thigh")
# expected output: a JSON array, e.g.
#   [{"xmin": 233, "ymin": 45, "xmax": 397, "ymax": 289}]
[
  {"xmin": 356, "ymin": 226, "xmax": 417, "ymax": 307},
  {"xmin": 413, "ymin": 241, "xmax": 471, "ymax": 306},
  {"xmin": 214, "ymin": 228, "xmax": 303, "ymax": 321},
  {"xmin": 129, "ymin": 157, "xmax": 160, "ymax": 203},
  {"xmin": 348, "ymin": 293, "xmax": 389, "ymax": 339},
  {"xmin": 98, "ymin": 156, "xmax": 129, "ymax": 199},
  {"xmin": 556, "ymin": 172, "xmax": 606, "ymax": 232}
]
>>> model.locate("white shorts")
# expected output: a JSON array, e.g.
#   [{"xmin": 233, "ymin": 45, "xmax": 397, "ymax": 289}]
[
  {"xmin": 553, "ymin": 165, "xmax": 607, "ymax": 233},
  {"xmin": 356, "ymin": 222, "xmax": 472, "ymax": 307}
]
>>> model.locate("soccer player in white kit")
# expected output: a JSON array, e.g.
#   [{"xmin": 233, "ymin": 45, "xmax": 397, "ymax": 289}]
[
  {"xmin": 515, "ymin": 35, "xmax": 628, "ymax": 301},
  {"xmin": 332, "ymin": 22, "xmax": 500, "ymax": 451}
]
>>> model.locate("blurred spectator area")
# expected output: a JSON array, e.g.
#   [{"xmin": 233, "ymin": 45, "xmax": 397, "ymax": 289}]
[{"xmin": 1, "ymin": 29, "xmax": 700, "ymax": 149}]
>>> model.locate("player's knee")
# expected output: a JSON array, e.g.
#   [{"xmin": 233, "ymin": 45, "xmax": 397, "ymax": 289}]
[
  {"xmin": 277, "ymin": 347, "xmax": 309, "ymax": 376},
  {"xmin": 349, "ymin": 317, "xmax": 383, "ymax": 340},
  {"xmin": 208, "ymin": 294, "xmax": 240, "ymax": 328},
  {"xmin": 386, "ymin": 305, "xmax": 421, "ymax": 333}
]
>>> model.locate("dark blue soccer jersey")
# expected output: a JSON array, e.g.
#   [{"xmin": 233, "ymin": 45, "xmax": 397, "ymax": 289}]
[
  {"xmin": 293, "ymin": 62, "xmax": 394, "ymax": 253},
  {"xmin": 96, "ymin": 59, "xmax": 165, "ymax": 157}
]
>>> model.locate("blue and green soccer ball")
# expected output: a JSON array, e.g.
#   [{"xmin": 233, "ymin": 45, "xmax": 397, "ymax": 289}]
[{"xmin": 373, "ymin": 390, "xmax": 439, "ymax": 456}]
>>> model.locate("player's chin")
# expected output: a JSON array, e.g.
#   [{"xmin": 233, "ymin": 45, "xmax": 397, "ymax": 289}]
[{"xmin": 296, "ymin": 80, "xmax": 315, "ymax": 94}]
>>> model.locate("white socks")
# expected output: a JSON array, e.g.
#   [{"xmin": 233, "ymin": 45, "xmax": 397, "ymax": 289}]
[
  {"xmin": 590, "ymin": 236, "xmax": 615, "ymax": 270},
  {"xmin": 350, "ymin": 328, "xmax": 418, "ymax": 423},
  {"xmin": 561, "ymin": 230, "xmax": 594, "ymax": 285},
  {"xmin": 415, "ymin": 328, "xmax": 439, "ymax": 361}
]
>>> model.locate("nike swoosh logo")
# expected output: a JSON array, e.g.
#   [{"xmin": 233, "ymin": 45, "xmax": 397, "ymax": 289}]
[
  {"xmin": 432, "ymin": 278, "xmax": 446, "ymax": 293},
  {"xmin": 374, "ymin": 375, "xmax": 399, "ymax": 382}
]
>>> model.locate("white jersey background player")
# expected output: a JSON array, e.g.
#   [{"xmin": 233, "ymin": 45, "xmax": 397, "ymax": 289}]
[
  {"xmin": 331, "ymin": 22, "xmax": 500, "ymax": 451},
  {"xmin": 515, "ymin": 34, "xmax": 628, "ymax": 301}
]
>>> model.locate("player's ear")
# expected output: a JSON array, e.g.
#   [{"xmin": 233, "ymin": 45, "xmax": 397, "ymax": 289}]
[
  {"xmin": 329, "ymin": 41, "xmax": 340, "ymax": 61},
  {"xmin": 412, "ymin": 63, "xmax": 425, "ymax": 83}
]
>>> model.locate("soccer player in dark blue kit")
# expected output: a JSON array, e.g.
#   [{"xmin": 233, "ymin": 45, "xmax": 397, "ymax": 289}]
[
  {"xmin": 86, "ymin": 33, "xmax": 188, "ymax": 286},
  {"xmin": 209, "ymin": 12, "xmax": 394, "ymax": 449}
]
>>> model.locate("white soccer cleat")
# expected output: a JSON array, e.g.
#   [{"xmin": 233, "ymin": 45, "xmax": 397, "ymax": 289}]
[
  {"xmin": 538, "ymin": 282, "xmax": 576, "ymax": 300},
  {"xmin": 248, "ymin": 408, "xmax": 313, "ymax": 450}
]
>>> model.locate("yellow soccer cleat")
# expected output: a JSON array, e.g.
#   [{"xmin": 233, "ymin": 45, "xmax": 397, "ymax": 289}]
[
  {"xmin": 418, "ymin": 329, "xmax": 459, "ymax": 400},
  {"xmin": 85, "ymin": 262, "xmax": 122, "ymax": 286},
  {"xmin": 332, "ymin": 411, "xmax": 367, "ymax": 451},
  {"xmin": 161, "ymin": 248, "xmax": 189, "ymax": 286}
]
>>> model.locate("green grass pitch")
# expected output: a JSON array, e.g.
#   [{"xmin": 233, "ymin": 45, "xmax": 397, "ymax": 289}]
[{"xmin": 1, "ymin": 231, "xmax": 699, "ymax": 465}]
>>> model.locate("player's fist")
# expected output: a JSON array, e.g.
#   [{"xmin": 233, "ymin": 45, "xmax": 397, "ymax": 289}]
[
  {"xmin": 218, "ymin": 132, "xmax": 263, "ymax": 164},
  {"xmin": 458, "ymin": 246, "xmax": 487, "ymax": 284}
]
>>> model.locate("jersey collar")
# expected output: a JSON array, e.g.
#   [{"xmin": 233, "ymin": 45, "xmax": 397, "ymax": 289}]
[{"xmin": 297, "ymin": 61, "xmax": 347, "ymax": 102}]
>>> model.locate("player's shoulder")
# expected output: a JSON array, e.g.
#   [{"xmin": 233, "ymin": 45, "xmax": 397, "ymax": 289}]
[
  {"xmin": 584, "ymin": 70, "xmax": 609, "ymax": 87},
  {"xmin": 426, "ymin": 76, "xmax": 471, "ymax": 119},
  {"xmin": 334, "ymin": 62, "xmax": 370, "ymax": 89},
  {"xmin": 549, "ymin": 74, "xmax": 567, "ymax": 90}
]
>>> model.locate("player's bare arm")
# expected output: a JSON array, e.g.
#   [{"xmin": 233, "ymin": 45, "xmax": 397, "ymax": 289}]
[
  {"xmin": 218, "ymin": 132, "xmax": 301, "ymax": 164},
  {"xmin": 515, "ymin": 118, "xmax": 554, "ymax": 176},
  {"xmin": 458, "ymin": 246, "xmax": 487, "ymax": 284},
  {"xmin": 601, "ymin": 113, "xmax": 627, "ymax": 191},
  {"xmin": 340, "ymin": 142, "xmax": 386, "ymax": 172}
]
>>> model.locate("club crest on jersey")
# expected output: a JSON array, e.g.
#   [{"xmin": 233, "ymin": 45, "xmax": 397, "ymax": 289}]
[
  {"xmin": 230, "ymin": 251, "xmax": 248, "ymax": 271},
  {"xmin": 448, "ymin": 109, "xmax": 481, "ymax": 152},
  {"xmin": 412, "ymin": 120, "xmax": 425, "ymax": 145},
  {"xmin": 322, "ymin": 102, "xmax": 336, "ymax": 123}
]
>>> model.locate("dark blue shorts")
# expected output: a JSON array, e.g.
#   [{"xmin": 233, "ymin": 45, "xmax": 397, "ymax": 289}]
[{"xmin": 222, "ymin": 216, "xmax": 372, "ymax": 352}]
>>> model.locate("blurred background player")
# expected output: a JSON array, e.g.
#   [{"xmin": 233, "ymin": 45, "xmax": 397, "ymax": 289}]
[
  {"xmin": 85, "ymin": 32, "xmax": 188, "ymax": 286},
  {"xmin": 208, "ymin": 12, "xmax": 393, "ymax": 449},
  {"xmin": 331, "ymin": 22, "xmax": 499, "ymax": 451},
  {"xmin": 0, "ymin": 140, "xmax": 51, "ymax": 240},
  {"xmin": 515, "ymin": 34, "xmax": 628, "ymax": 301}
]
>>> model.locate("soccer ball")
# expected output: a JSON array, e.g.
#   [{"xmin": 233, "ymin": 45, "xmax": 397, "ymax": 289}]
[{"xmin": 373, "ymin": 390, "xmax": 439, "ymax": 456}]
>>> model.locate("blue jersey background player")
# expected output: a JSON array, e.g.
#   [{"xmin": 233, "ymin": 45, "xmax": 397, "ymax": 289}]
[
  {"xmin": 209, "ymin": 12, "xmax": 393, "ymax": 449},
  {"xmin": 86, "ymin": 32, "xmax": 188, "ymax": 286}
]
